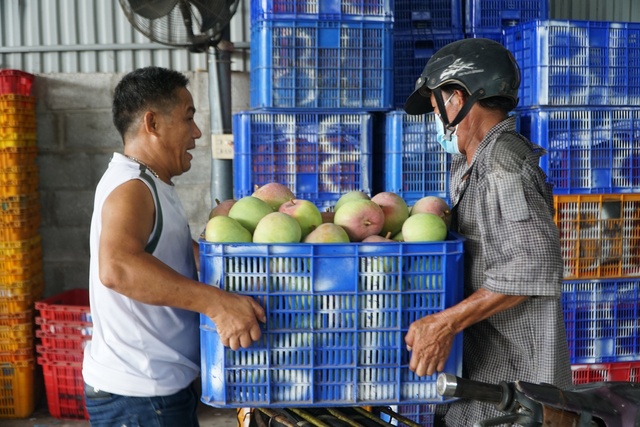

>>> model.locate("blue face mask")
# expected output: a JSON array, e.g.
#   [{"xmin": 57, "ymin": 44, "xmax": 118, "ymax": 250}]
[
  {"xmin": 435, "ymin": 92, "xmax": 462, "ymax": 155},
  {"xmin": 435, "ymin": 118, "xmax": 461, "ymax": 155}
]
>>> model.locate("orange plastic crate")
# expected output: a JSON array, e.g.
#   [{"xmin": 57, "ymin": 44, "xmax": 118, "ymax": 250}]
[
  {"xmin": 554, "ymin": 194, "xmax": 640, "ymax": 279},
  {"xmin": 0, "ymin": 70, "xmax": 34, "ymax": 97},
  {"xmin": 38, "ymin": 359, "xmax": 87, "ymax": 420},
  {"xmin": 0, "ymin": 310, "xmax": 32, "ymax": 327},
  {"xmin": 0, "ymin": 359, "xmax": 35, "ymax": 419},
  {"xmin": 0, "ymin": 94, "xmax": 35, "ymax": 111},
  {"xmin": 572, "ymin": 361, "xmax": 640, "ymax": 384},
  {"xmin": 0, "ymin": 113, "xmax": 36, "ymax": 128},
  {"xmin": 0, "ymin": 146, "xmax": 37, "ymax": 167}
]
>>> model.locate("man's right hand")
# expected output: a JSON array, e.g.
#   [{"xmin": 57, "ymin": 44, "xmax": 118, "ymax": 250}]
[{"xmin": 210, "ymin": 292, "xmax": 266, "ymax": 350}]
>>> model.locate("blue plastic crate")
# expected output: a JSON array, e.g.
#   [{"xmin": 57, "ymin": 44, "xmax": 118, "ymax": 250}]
[
  {"xmin": 198, "ymin": 237, "xmax": 464, "ymax": 407},
  {"xmin": 504, "ymin": 20, "xmax": 640, "ymax": 107},
  {"xmin": 233, "ymin": 110, "xmax": 373, "ymax": 207},
  {"xmin": 465, "ymin": 0, "xmax": 548, "ymax": 36},
  {"xmin": 562, "ymin": 279, "xmax": 640, "ymax": 364},
  {"xmin": 553, "ymin": 194, "xmax": 640, "ymax": 280},
  {"xmin": 394, "ymin": 0, "xmax": 463, "ymax": 35},
  {"xmin": 376, "ymin": 111, "xmax": 451, "ymax": 206},
  {"xmin": 397, "ymin": 404, "xmax": 435, "ymax": 426},
  {"xmin": 394, "ymin": 33, "xmax": 465, "ymax": 109},
  {"xmin": 250, "ymin": 0, "xmax": 392, "ymax": 22},
  {"xmin": 250, "ymin": 20, "xmax": 393, "ymax": 110},
  {"xmin": 516, "ymin": 107, "xmax": 640, "ymax": 194},
  {"xmin": 465, "ymin": 31, "xmax": 504, "ymax": 44}
]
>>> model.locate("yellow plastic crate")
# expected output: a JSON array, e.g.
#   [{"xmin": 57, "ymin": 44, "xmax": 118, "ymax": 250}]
[
  {"xmin": 0, "ymin": 139, "xmax": 36, "ymax": 149},
  {"xmin": 554, "ymin": 194, "xmax": 640, "ymax": 279},
  {"xmin": 0, "ymin": 235, "xmax": 41, "ymax": 257},
  {"xmin": 0, "ymin": 127, "xmax": 36, "ymax": 142},
  {"xmin": 0, "ymin": 207, "xmax": 40, "ymax": 226},
  {"xmin": 0, "ymin": 253, "xmax": 43, "ymax": 276},
  {"xmin": 0, "ymin": 165, "xmax": 38, "ymax": 181},
  {"xmin": 0, "ymin": 178, "xmax": 38, "ymax": 198},
  {"xmin": 0, "ymin": 255, "xmax": 42, "ymax": 278},
  {"xmin": 0, "ymin": 296, "xmax": 32, "ymax": 316},
  {"xmin": 0, "ymin": 263, "xmax": 42, "ymax": 287},
  {"xmin": 0, "ymin": 225, "xmax": 39, "ymax": 241},
  {"xmin": 0, "ymin": 274, "xmax": 44, "ymax": 299},
  {"xmin": 0, "ymin": 147, "xmax": 37, "ymax": 167},
  {"xmin": 0, "ymin": 359, "xmax": 35, "ymax": 419},
  {"xmin": 0, "ymin": 193, "xmax": 39, "ymax": 214},
  {"xmin": 0, "ymin": 348, "xmax": 33, "ymax": 363},
  {"xmin": 0, "ymin": 323, "xmax": 33, "ymax": 352}
]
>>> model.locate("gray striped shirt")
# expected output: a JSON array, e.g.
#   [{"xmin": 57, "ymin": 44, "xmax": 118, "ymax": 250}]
[{"xmin": 443, "ymin": 116, "xmax": 572, "ymax": 426}]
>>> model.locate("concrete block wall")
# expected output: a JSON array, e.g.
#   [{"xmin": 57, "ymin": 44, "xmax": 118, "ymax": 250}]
[{"xmin": 35, "ymin": 70, "xmax": 250, "ymax": 297}]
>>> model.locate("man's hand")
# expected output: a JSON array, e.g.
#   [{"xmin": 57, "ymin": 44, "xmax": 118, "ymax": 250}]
[
  {"xmin": 405, "ymin": 312, "xmax": 456, "ymax": 377},
  {"xmin": 210, "ymin": 292, "xmax": 266, "ymax": 350},
  {"xmin": 404, "ymin": 289, "xmax": 528, "ymax": 377}
]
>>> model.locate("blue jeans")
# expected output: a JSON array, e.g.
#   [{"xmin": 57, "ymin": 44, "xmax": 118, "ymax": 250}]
[{"xmin": 84, "ymin": 382, "xmax": 199, "ymax": 427}]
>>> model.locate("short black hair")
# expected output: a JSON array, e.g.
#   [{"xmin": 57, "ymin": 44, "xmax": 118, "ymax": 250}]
[{"xmin": 112, "ymin": 66, "xmax": 189, "ymax": 139}]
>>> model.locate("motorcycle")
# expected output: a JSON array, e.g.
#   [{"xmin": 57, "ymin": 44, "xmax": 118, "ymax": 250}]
[{"xmin": 436, "ymin": 372, "xmax": 640, "ymax": 426}]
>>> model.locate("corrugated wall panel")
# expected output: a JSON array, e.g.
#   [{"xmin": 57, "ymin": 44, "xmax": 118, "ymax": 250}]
[
  {"xmin": 0, "ymin": 0, "xmax": 248, "ymax": 73},
  {"xmin": 550, "ymin": 0, "xmax": 640, "ymax": 22},
  {"xmin": 3, "ymin": 1, "xmax": 640, "ymax": 74}
]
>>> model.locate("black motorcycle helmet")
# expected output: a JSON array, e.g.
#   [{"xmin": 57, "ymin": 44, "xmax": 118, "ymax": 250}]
[{"xmin": 404, "ymin": 38, "xmax": 520, "ymax": 128}]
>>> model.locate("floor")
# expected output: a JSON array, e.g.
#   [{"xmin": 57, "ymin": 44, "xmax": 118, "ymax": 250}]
[{"xmin": 1, "ymin": 398, "xmax": 238, "ymax": 427}]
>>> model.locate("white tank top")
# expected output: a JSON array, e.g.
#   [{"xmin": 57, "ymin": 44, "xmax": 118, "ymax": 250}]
[{"xmin": 82, "ymin": 153, "xmax": 200, "ymax": 397}]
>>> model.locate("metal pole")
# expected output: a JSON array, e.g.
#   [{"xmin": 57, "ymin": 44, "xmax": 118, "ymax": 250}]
[{"xmin": 208, "ymin": 26, "xmax": 234, "ymax": 205}]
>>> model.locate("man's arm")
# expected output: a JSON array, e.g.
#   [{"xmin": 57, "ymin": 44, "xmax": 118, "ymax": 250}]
[
  {"xmin": 98, "ymin": 179, "xmax": 265, "ymax": 350},
  {"xmin": 405, "ymin": 288, "xmax": 527, "ymax": 377}
]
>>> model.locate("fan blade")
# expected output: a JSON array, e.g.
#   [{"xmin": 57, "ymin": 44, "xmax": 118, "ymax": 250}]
[
  {"xmin": 188, "ymin": 0, "xmax": 232, "ymax": 33},
  {"xmin": 129, "ymin": 0, "xmax": 179, "ymax": 19}
]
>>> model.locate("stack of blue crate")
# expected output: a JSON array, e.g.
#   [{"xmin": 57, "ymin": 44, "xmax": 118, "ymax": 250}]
[
  {"xmin": 465, "ymin": 0, "xmax": 549, "ymax": 43},
  {"xmin": 380, "ymin": 0, "xmax": 549, "ymax": 210},
  {"xmin": 507, "ymin": 19, "xmax": 640, "ymax": 382},
  {"xmin": 233, "ymin": 0, "xmax": 395, "ymax": 208}
]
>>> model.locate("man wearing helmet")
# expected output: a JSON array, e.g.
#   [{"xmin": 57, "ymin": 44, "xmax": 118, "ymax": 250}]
[{"xmin": 404, "ymin": 38, "xmax": 572, "ymax": 426}]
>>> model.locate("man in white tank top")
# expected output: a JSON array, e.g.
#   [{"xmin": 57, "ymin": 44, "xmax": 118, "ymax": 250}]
[{"xmin": 82, "ymin": 66, "xmax": 266, "ymax": 426}]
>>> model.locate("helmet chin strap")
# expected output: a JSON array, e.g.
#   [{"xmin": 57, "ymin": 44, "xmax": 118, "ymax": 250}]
[{"xmin": 433, "ymin": 88, "xmax": 484, "ymax": 133}]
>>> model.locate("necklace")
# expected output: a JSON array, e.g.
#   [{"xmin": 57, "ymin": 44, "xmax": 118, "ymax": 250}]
[{"xmin": 124, "ymin": 154, "xmax": 172, "ymax": 185}]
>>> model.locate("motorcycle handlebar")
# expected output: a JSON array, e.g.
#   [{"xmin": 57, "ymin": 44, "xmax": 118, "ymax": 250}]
[{"xmin": 436, "ymin": 373, "xmax": 509, "ymax": 406}]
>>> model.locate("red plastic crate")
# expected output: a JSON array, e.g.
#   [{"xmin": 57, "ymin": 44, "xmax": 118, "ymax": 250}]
[
  {"xmin": 38, "ymin": 358, "xmax": 88, "ymax": 420},
  {"xmin": 35, "ymin": 289, "xmax": 91, "ymax": 323},
  {"xmin": 35, "ymin": 317, "xmax": 93, "ymax": 337},
  {"xmin": 35, "ymin": 329, "xmax": 91, "ymax": 352},
  {"xmin": 36, "ymin": 345, "xmax": 83, "ymax": 363},
  {"xmin": 572, "ymin": 361, "xmax": 640, "ymax": 384},
  {"xmin": 0, "ymin": 70, "xmax": 34, "ymax": 97}
]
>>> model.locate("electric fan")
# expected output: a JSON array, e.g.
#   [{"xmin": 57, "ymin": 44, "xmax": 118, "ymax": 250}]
[{"xmin": 119, "ymin": 0, "xmax": 240, "ymax": 51}]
